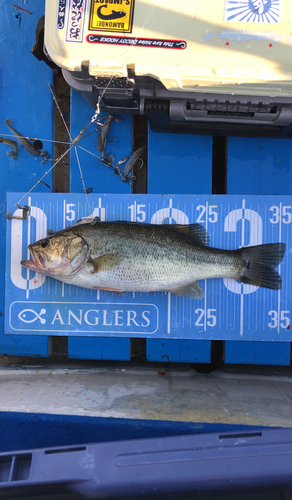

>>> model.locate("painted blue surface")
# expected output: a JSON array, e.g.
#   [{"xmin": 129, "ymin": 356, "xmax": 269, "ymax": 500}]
[
  {"xmin": 0, "ymin": 0, "xmax": 53, "ymax": 356},
  {"xmin": 6, "ymin": 193, "xmax": 291, "ymax": 342},
  {"xmin": 68, "ymin": 337, "xmax": 131, "ymax": 360},
  {"xmin": 224, "ymin": 341, "xmax": 291, "ymax": 365},
  {"xmin": 146, "ymin": 339, "xmax": 211, "ymax": 363},
  {"xmin": 69, "ymin": 91, "xmax": 133, "ymax": 359},
  {"xmin": 0, "ymin": 411, "xmax": 267, "ymax": 453},
  {"xmin": 226, "ymin": 136, "xmax": 292, "ymax": 365},
  {"xmin": 227, "ymin": 138, "xmax": 292, "ymax": 196},
  {"xmin": 148, "ymin": 131, "xmax": 212, "ymax": 194},
  {"xmin": 147, "ymin": 128, "xmax": 212, "ymax": 362}
]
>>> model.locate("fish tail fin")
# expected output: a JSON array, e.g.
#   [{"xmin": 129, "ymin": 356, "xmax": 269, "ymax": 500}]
[{"xmin": 238, "ymin": 243, "xmax": 286, "ymax": 290}]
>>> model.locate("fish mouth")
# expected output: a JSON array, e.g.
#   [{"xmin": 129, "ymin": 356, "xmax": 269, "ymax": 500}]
[
  {"xmin": 21, "ymin": 246, "xmax": 46, "ymax": 271},
  {"xmin": 21, "ymin": 247, "xmax": 71, "ymax": 276}
]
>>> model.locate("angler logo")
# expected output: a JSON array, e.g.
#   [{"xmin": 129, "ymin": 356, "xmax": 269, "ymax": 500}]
[
  {"xmin": 89, "ymin": 0, "xmax": 135, "ymax": 33},
  {"xmin": 18, "ymin": 308, "xmax": 47, "ymax": 325},
  {"xmin": 10, "ymin": 301, "xmax": 159, "ymax": 335}
]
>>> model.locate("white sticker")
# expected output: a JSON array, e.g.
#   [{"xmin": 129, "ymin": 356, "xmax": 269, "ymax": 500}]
[
  {"xmin": 66, "ymin": 0, "xmax": 87, "ymax": 43},
  {"xmin": 224, "ymin": 0, "xmax": 281, "ymax": 23}
]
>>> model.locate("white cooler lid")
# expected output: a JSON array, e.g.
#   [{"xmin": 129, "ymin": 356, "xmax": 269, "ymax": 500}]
[{"xmin": 45, "ymin": 0, "xmax": 292, "ymax": 97}]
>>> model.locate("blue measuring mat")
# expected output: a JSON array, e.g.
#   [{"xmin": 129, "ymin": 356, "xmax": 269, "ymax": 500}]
[{"xmin": 5, "ymin": 193, "xmax": 291, "ymax": 342}]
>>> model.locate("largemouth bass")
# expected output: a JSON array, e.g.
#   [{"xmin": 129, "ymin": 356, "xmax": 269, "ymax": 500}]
[{"xmin": 21, "ymin": 220, "xmax": 285, "ymax": 299}]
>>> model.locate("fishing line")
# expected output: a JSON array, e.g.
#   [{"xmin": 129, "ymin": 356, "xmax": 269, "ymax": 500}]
[
  {"xmin": 76, "ymin": 128, "xmax": 101, "ymax": 142},
  {"xmin": 49, "ymin": 83, "xmax": 72, "ymax": 142},
  {"xmin": 77, "ymin": 145, "xmax": 103, "ymax": 160},
  {"xmin": 49, "ymin": 83, "xmax": 92, "ymax": 214},
  {"xmin": 74, "ymin": 144, "xmax": 91, "ymax": 214},
  {"xmin": 32, "ymin": 138, "xmax": 71, "ymax": 145},
  {"xmin": 16, "ymin": 144, "xmax": 75, "ymax": 208},
  {"xmin": 9, "ymin": 86, "xmax": 96, "ymax": 211}
]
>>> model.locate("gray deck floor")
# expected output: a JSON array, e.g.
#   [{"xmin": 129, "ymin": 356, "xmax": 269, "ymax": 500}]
[{"xmin": 0, "ymin": 357, "xmax": 291, "ymax": 427}]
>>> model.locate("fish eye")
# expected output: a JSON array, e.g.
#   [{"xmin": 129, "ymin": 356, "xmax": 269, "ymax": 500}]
[{"xmin": 41, "ymin": 239, "xmax": 50, "ymax": 248}]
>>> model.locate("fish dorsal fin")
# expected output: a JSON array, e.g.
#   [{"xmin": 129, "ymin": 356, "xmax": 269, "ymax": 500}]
[
  {"xmin": 88, "ymin": 254, "xmax": 122, "ymax": 274},
  {"xmin": 71, "ymin": 216, "xmax": 101, "ymax": 228},
  {"xmin": 168, "ymin": 281, "xmax": 204, "ymax": 299},
  {"xmin": 173, "ymin": 223, "xmax": 209, "ymax": 246}
]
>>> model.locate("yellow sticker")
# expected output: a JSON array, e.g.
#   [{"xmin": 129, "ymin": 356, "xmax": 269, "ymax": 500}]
[{"xmin": 89, "ymin": 0, "xmax": 135, "ymax": 33}]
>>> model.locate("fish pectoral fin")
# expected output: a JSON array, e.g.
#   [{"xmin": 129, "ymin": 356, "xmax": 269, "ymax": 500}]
[
  {"xmin": 168, "ymin": 281, "xmax": 204, "ymax": 299},
  {"xmin": 94, "ymin": 286, "xmax": 124, "ymax": 296},
  {"xmin": 88, "ymin": 254, "xmax": 122, "ymax": 274}
]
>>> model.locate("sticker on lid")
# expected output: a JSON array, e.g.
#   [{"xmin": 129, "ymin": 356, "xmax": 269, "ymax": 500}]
[
  {"xmin": 66, "ymin": 0, "xmax": 87, "ymax": 43},
  {"xmin": 89, "ymin": 0, "xmax": 135, "ymax": 33},
  {"xmin": 86, "ymin": 34, "xmax": 187, "ymax": 49},
  {"xmin": 224, "ymin": 0, "xmax": 281, "ymax": 23},
  {"xmin": 57, "ymin": 0, "xmax": 66, "ymax": 29}
]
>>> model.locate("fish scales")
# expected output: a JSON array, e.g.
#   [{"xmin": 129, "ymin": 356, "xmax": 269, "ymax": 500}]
[{"xmin": 81, "ymin": 223, "xmax": 239, "ymax": 283}]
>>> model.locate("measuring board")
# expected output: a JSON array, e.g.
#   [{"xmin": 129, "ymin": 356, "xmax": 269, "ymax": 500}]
[{"xmin": 5, "ymin": 193, "xmax": 291, "ymax": 341}]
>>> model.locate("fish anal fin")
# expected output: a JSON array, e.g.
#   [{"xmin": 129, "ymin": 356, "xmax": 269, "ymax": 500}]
[
  {"xmin": 88, "ymin": 254, "xmax": 122, "ymax": 274},
  {"xmin": 168, "ymin": 281, "xmax": 204, "ymax": 299},
  {"xmin": 94, "ymin": 286, "xmax": 124, "ymax": 296},
  {"xmin": 172, "ymin": 223, "xmax": 209, "ymax": 246}
]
